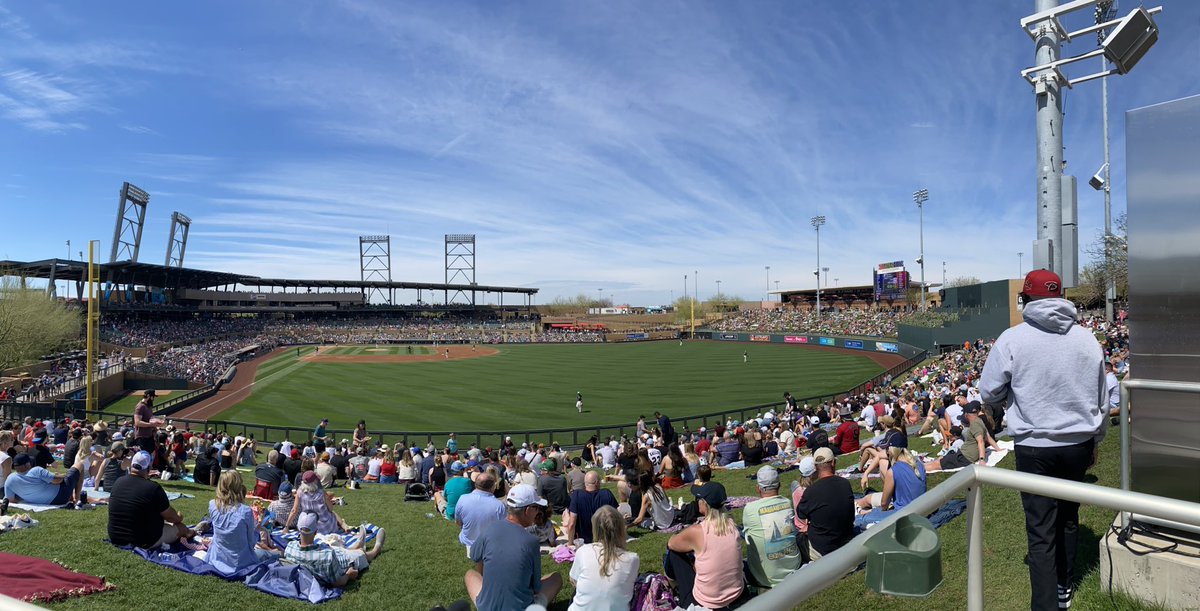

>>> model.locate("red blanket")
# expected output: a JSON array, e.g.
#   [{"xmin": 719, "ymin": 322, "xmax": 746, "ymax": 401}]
[{"xmin": 0, "ymin": 552, "xmax": 114, "ymax": 603}]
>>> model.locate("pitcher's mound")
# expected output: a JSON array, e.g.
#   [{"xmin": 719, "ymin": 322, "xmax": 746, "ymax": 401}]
[{"xmin": 303, "ymin": 346, "xmax": 499, "ymax": 363}]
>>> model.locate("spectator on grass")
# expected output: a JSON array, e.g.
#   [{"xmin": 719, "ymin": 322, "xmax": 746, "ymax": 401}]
[
  {"xmin": 744, "ymin": 465, "xmax": 801, "ymax": 588},
  {"xmin": 132, "ymin": 390, "xmax": 163, "ymax": 454},
  {"xmin": 204, "ymin": 470, "xmax": 281, "ymax": 572},
  {"xmin": 379, "ymin": 448, "xmax": 399, "ymax": 483},
  {"xmin": 795, "ymin": 448, "xmax": 854, "ymax": 560},
  {"xmin": 855, "ymin": 447, "xmax": 927, "ymax": 528},
  {"xmin": 329, "ymin": 447, "xmax": 350, "ymax": 482},
  {"xmin": 629, "ymin": 471, "xmax": 675, "ymax": 531},
  {"xmin": 831, "ymin": 418, "xmax": 860, "ymax": 456},
  {"xmin": 564, "ymin": 471, "xmax": 618, "ymax": 546},
  {"xmin": 365, "ymin": 447, "xmax": 384, "ymax": 482},
  {"xmin": 536, "ymin": 459, "xmax": 569, "ymax": 513},
  {"xmin": 397, "ymin": 450, "xmax": 416, "ymax": 485},
  {"xmin": 925, "ymin": 403, "xmax": 1001, "ymax": 471},
  {"xmin": 349, "ymin": 447, "xmax": 370, "ymax": 481},
  {"xmin": 63, "ymin": 427, "xmax": 83, "ymax": 468},
  {"xmin": 194, "ymin": 445, "xmax": 221, "ymax": 486},
  {"xmin": 437, "ymin": 462, "xmax": 473, "ymax": 519},
  {"xmin": 107, "ymin": 451, "xmax": 193, "ymax": 548},
  {"xmin": 790, "ymin": 456, "xmax": 817, "ymax": 564},
  {"xmin": 0, "ymin": 431, "xmax": 13, "ymax": 493},
  {"xmin": 316, "ymin": 452, "xmax": 337, "ymax": 488},
  {"xmin": 269, "ymin": 481, "xmax": 296, "ymax": 529},
  {"xmin": 568, "ymin": 505, "xmax": 640, "ymax": 611},
  {"xmin": 287, "ymin": 471, "xmax": 349, "ymax": 535},
  {"xmin": 285, "ymin": 512, "xmax": 386, "ymax": 588},
  {"xmin": 666, "ymin": 480, "xmax": 744, "ymax": 610},
  {"xmin": 352, "ymin": 420, "xmax": 370, "ymax": 451},
  {"xmin": 312, "ymin": 418, "xmax": 329, "ymax": 455},
  {"xmin": 464, "ymin": 484, "xmax": 563, "ymax": 611},
  {"xmin": 6, "ymin": 451, "xmax": 84, "ymax": 507},
  {"xmin": 253, "ymin": 450, "xmax": 285, "ymax": 499},
  {"xmin": 455, "ymin": 471, "xmax": 506, "ymax": 553},
  {"xmin": 97, "ymin": 441, "xmax": 130, "ymax": 491}
]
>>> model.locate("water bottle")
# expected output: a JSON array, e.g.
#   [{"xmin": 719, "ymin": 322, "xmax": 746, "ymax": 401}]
[{"xmin": 426, "ymin": 513, "xmax": 435, "ymax": 519}]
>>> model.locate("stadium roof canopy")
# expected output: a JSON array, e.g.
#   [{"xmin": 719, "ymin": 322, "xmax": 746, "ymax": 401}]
[{"xmin": 0, "ymin": 258, "xmax": 538, "ymax": 295}]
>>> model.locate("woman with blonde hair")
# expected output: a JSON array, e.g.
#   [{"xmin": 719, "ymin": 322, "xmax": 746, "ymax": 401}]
[
  {"xmin": 203, "ymin": 470, "xmax": 279, "ymax": 573},
  {"xmin": 666, "ymin": 483, "xmax": 744, "ymax": 609},
  {"xmin": 396, "ymin": 449, "xmax": 416, "ymax": 485},
  {"xmin": 855, "ymin": 446, "xmax": 927, "ymax": 528},
  {"xmin": 568, "ymin": 505, "xmax": 641, "ymax": 610},
  {"xmin": 0, "ymin": 431, "xmax": 14, "ymax": 493}
]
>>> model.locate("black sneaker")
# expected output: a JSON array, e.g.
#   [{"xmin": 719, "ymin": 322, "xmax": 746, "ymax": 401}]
[{"xmin": 1058, "ymin": 584, "xmax": 1073, "ymax": 609}]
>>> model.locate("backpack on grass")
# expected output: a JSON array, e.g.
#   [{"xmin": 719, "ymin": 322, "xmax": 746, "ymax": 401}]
[
  {"xmin": 404, "ymin": 482, "xmax": 431, "ymax": 502},
  {"xmin": 632, "ymin": 572, "xmax": 676, "ymax": 611}
]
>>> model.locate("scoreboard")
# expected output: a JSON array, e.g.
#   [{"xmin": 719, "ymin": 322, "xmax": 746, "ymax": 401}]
[{"xmin": 873, "ymin": 261, "xmax": 909, "ymax": 301}]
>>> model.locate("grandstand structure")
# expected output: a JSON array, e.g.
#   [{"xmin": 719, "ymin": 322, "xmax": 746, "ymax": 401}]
[
  {"xmin": 0, "ymin": 258, "xmax": 539, "ymax": 317},
  {"xmin": 772, "ymin": 282, "xmax": 938, "ymax": 310}
]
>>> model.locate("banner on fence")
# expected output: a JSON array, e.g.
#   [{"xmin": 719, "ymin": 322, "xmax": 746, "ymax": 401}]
[
  {"xmin": 844, "ymin": 340, "xmax": 864, "ymax": 349},
  {"xmin": 784, "ymin": 336, "xmax": 808, "ymax": 344},
  {"xmin": 875, "ymin": 342, "xmax": 899, "ymax": 353},
  {"xmin": 719, "ymin": 334, "xmax": 740, "ymax": 340},
  {"xmin": 818, "ymin": 337, "xmax": 835, "ymax": 346},
  {"xmin": 750, "ymin": 335, "xmax": 771, "ymax": 342}
]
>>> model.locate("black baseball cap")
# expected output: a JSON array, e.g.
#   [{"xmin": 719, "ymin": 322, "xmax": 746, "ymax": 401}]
[
  {"xmin": 963, "ymin": 401, "xmax": 982, "ymax": 415},
  {"xmin": 693, "ymin": 481, "xmax": 728, "ymax": 510}
]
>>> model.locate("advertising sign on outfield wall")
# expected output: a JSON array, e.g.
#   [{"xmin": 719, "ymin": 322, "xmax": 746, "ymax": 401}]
[
  {"xmin": 750, "ymin": 335, "xmax": 771, "ymax": 342},
  {"xmin": 784, "ymin": 336, "xmax": 808, "ymax": 343},
  {"xmin": 625, "ymin": 332, "xmax": 649, "ymax": 340},
  {"xmin": 720, "ymin": 334, "xmax": 739, "ymax": 340},
  {"xmin": 844, "ymin": 340, "xmax": 864, "ymax": 349},
  {"xmin": 818, "ymin": 337, "xmax": 836, "ymax": 346},
  {"xmin": 876, "ymin": 342, "xmax": 899, "ymax": 353}
]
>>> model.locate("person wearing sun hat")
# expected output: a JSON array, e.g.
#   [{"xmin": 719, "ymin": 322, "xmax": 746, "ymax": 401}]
[
  {"xmin": 464, "ymin": 484, "xmax": 562, "ymax": 611},
  {"xmin": 979, "ymin": 269, "xmax": 1107, "ymax": 611}
]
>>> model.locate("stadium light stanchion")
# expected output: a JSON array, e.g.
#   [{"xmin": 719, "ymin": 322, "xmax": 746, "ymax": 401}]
[
  {"xmin": 810, "ymin": 216, "xmax": 825, "ymax": 317},
  {"xmin": 764, "ymin": 266, "xmax": 770, "ymax": 302},
  {"xmin": 913, "ymin": 189, "xmax": 928, "ymax": 311}
]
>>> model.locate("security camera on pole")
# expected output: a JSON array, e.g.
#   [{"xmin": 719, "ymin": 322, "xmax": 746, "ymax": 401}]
[{"xmin": 1020, "ymin": 0, "xmax": 1162, "ymax": 292}]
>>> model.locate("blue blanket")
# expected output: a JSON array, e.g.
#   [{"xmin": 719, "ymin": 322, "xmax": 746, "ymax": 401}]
[
  {"xmin": 269, "ymin": 524, "xmax": 380, "ymax": 551},
  {"xmin": 854, "ymin": 499, "xmax": 968, "ymax": 531},
  {"xmin": 120, "ymin": 543, "xmax": 342, "ymax": 603}
]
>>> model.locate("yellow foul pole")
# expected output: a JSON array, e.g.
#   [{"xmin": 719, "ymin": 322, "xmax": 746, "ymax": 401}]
[{"xmin": 85, "ymin": 241, "xmax": 100, "ymax": 411}]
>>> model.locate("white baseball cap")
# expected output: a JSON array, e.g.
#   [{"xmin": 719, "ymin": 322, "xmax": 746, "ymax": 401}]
[{"xmin": 505, "ymin": 484, "xmax": 547, "ymax": 509}]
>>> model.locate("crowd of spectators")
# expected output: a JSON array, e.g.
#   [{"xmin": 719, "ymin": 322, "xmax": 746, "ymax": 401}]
[
  {"xmin": 711, "ymin": 308, "xmax": 911, "ymax": 337},
  {"xmin": 2, "ymin": 351, "xmax": 131, "ymax": 403}
]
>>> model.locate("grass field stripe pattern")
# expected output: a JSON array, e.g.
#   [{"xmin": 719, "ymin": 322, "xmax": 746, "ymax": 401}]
[{"xmin": 216, "ymin": 341, "xmax": 885, "ymax": 433}]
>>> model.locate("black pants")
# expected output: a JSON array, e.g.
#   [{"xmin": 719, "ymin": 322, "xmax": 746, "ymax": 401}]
[
  {"xmin": 664, "ymin": 550, "xmax": 699, "ymax": 609},
  {"xmin": 1015, "ymin": 440, "xmax": 1093, "ymax": 611}
]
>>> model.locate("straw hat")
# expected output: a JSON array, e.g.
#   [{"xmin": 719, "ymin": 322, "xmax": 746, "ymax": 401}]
[{"xmin": 93, "ymin": 421, "xmax": 108, "ymax": 432}]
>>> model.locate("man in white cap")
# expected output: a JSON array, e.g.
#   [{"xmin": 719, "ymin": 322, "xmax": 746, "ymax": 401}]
[
  {"xmin": 284, "ymin": 511, "xmax": 386, "ymax": 587},
  {"xmin": 743, "ymin": 465, "xmax": 801, "ymax": 587},
  {"xmin": 107, "ymin": 451, "xmax": 192, "ymax": 549},
  {"xmin": 465, "ymin": 484, "xmax": 562, "ymax": 610}
]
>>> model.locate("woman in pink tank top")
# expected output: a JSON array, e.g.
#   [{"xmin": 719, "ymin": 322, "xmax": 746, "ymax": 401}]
[{"xmin": 666, "ymin": 483, "xmax": 744, "ymax": 610}]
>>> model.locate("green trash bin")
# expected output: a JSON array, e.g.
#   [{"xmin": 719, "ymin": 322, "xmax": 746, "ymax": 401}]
[{"xmin": 864, "ymin": 513, "xmax": 943, "ymax": 597}]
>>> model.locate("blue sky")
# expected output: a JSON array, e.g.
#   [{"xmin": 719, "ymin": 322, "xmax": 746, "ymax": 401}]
[{"xmin": 1, "ymin": 1, "xmax": 1197, "ymax": 305}]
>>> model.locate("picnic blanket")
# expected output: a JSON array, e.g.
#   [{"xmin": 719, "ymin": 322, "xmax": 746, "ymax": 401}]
[
  {"xmin": 0, "ymin": 551, "xmax": 114, "ymax": 603},
  {"xmin": 856, "ymin": 499, "xmax": 968, "ymax": 531},
  {"xmin": 269, "ymin": 523, "xmax": 381, "ymax": 551},
  {"xmin": 12, "ymin": 491, "xmax": 192, "ymax": 513},
  {"xmin": 120, "ymin": 543, "xmax": 341, "ymax": 604}
]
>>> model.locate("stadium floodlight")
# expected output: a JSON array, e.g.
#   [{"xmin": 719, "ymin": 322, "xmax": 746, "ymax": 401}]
[
  {"xmin": 810, "ymin": 215, "xmax": 826, "ymax": 317},
  {"xmin": 1089, "ymin": 163, "xmax": 1108, "ymax": 190},
  {"xmin": 913, "ymin": 189, "xmax": 928, "ymax": 311}
]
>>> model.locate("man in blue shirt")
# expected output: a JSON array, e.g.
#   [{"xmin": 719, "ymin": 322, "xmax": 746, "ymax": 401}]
[
  {"xmin": 455, "ymin": 471, "xmax": 505, "ymax": 553},
  {"xmin": 4, "ymin": 452, "xmax": 84, "ymax": 507},
  {"xmin": 465, "ymin": 484, "xmax": 562, "ymax": 611}
]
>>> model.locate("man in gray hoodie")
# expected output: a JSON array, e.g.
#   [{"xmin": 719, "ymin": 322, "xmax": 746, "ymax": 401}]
[{"xmin": 979, "ymin": 269, "xmax": 1107, "ymax": 611}]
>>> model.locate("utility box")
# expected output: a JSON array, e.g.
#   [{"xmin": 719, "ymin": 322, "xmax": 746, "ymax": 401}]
[{"xmin": 864, "ymin": 514, "xmax": 943, "ymax": 597}]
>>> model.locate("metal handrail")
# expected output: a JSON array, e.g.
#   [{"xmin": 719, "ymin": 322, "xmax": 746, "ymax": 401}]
[{"xmin": 742, "ymin": 464, "xmax": 1200, "ymax": 611}]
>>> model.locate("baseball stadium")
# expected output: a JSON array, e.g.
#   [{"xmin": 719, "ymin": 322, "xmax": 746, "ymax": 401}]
[{"xmin": 2, "ymin": 3, "xmax": 1198, "ymax": 611}]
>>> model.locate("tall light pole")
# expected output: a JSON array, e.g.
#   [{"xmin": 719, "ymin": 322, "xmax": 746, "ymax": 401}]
[
  {"xmin": 1098, "ymin": 0, "xmax": 1118, "ymax": 322},
  {"xmin": 775, "ymin": 280, "xmax": 780, "ymax": 292},
  {"xmin": 942, "ymin": 261, "xmax": 947, "ymax": 288},
  {"xmin": 811, "ymin": 215, "xmax": 825, "ymax": 317},
  {"xmin": 822, "ymin": 267, "xmax": 830, "ymax": 288},
  {"xmin": 693, "ymin": 270, "xmax": 699, "ymax": 337},
  {"xmin": 597, "ymin": 288, "xmax": 603, "ymax": 306},
  {"xmin": 765, "ymin": 266, "xmax": 770, "ymax": 302},
  {"xmin": 716, "ymin": 279, "xmax": 722, "ymax": 299},
  {"xmin": 1018, "ymin": 252, "xmax": 1024, "ymax": 277},
  {"xmin": 833, "ymin": 278, "xmax": 839, "ymax": 288},
  {"xmin": 913, "ymin": 189, "xmax": 928, "ymax": 311}
]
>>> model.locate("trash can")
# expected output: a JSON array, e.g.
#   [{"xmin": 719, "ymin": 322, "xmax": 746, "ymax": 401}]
[{"xmin": 864, "ymin": 513, "xmax": 943, "ymax": 597}]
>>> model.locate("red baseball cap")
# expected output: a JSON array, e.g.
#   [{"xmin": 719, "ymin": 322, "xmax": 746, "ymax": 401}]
[{"xmin": 1023, "ymin": 269, "xmax": 1063, "ymax": 298}]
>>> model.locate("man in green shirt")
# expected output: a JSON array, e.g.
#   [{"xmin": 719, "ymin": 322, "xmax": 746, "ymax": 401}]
[
  {"xmin": 743, "ymin": 465, "xmax": 801, "ymax": 587},
  {"xmin": 927, "ymin": 403, "xmax": 1002, "ymax": 471}
]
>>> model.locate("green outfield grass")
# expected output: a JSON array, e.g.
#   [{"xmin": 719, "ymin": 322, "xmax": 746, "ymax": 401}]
[
  {"xmin": 214, "ymin": 341, "xmax": 886, "ymax": 432},
  {"xmin": 4, "ymin": 430, "xmax": 1159, "ymax": 611}
]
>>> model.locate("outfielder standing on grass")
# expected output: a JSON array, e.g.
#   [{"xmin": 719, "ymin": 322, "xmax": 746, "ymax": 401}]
[
  {"xmin": 979, "ymin": 269, "xmax": 1107, "ymax": 611},
  {"xmin": 576, "ymin": 392, "xmax": 584, "ymax": 414}
]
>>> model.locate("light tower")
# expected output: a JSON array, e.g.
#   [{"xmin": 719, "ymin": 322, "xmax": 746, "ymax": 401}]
[
  {"xmin": 913, "ymin": 189, "xmax": 928, "ymax": 311},
  {"xmin": 810, "ymin": 215, "xmax": 825, "ymax": 317}
]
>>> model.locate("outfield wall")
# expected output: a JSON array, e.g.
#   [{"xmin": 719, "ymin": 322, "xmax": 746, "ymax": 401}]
[{"xmin": 695, "ymin": 330, "xmax": 924, "ymax": 359}]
